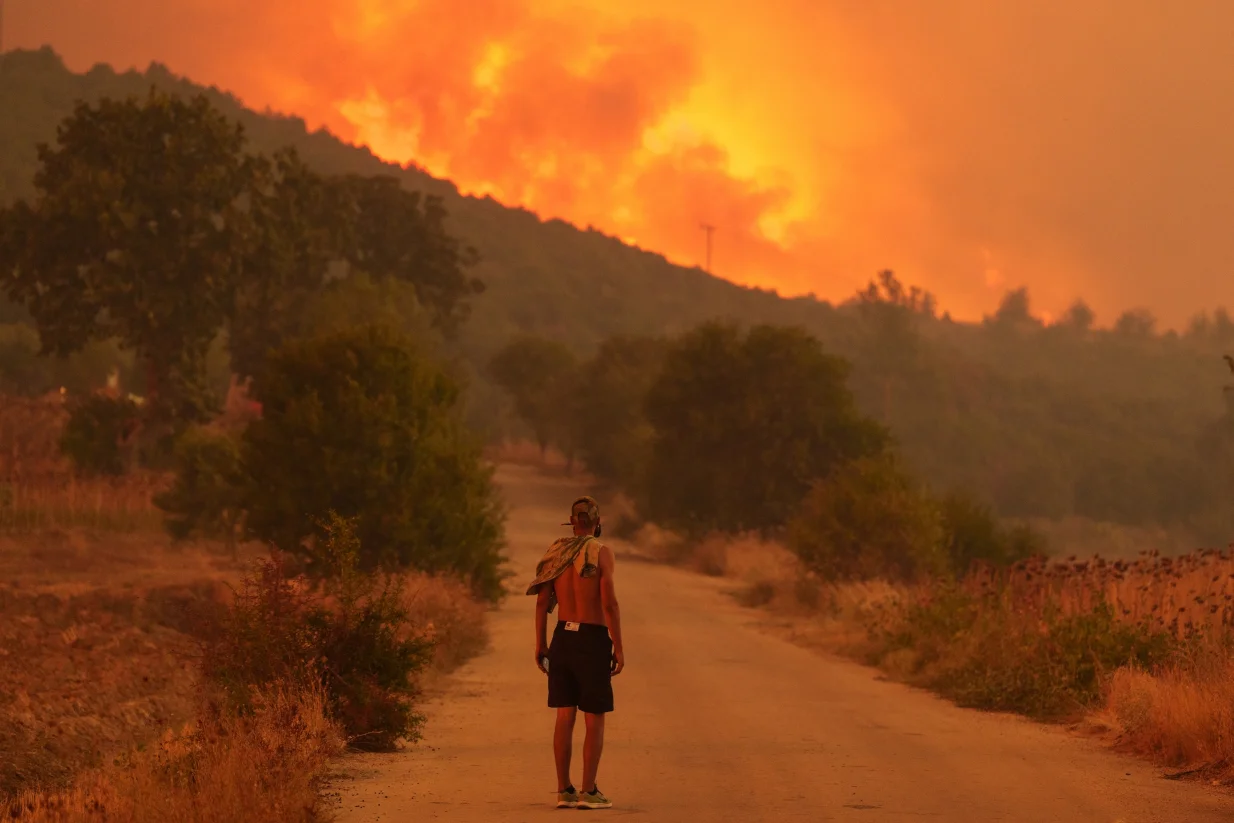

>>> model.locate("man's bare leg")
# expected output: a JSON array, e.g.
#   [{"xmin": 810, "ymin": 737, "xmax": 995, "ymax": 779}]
[
  {"xmin": 582, "ymin": 712, "xmax": 606, "ymax": 792},
  {"xmin": 553, "ymin": 707, "xmax": 577, "ymax": 791}
]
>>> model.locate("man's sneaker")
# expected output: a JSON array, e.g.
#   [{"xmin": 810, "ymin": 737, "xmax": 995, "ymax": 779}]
[
  {"xmin": 556, "ymin": 787, "xmax": 580, "ymax": 809},
  {"xmin": 577, "ymin": 787, "xmax": 613, "ymax": 810}
]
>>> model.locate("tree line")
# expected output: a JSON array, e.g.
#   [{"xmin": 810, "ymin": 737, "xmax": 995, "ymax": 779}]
[
  {"xmin": 0, "ymin": 90, "xmax": 505, "ymax": 599},
  {"xmin": 490, "ymin": 320, "xmax": 1040, "ymax": 581}
]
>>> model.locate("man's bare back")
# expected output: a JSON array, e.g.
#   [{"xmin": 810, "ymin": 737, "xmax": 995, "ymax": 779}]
[{"xmin": 551, "ymin": 544, "xmax": 612, "ymax": 626}]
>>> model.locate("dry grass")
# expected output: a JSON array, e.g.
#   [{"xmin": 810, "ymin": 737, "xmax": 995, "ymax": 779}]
[
  {"xmin": 0, "ymin": 393, "xmax": 166, "ymax": 534},
  {"xmin": 0, "ymin": 531, "xmax": 491, "ymax": 800},
  {"xmin": 400, "ymin": 573, "xmax": 491, "ymax": 675},
  {"xmin": 0, "ymin": 475, "xmax": 167, "ymax": 534},
  {"xmin": 644, "ymin": 526, "xmax": 1234, "ymax": 782},
  {"xmin": 1104, "ymin": 655, "xmax": 1234, "ymax": 781},
  {"xmin": 0, "ymin": 541, "xmax": 249, "ymax": 797},
  {"xmin": 957, "ymin": 550, "xmax": 1234, "ymax": 641},
  {"xmin": 3, "ymin": 685, "xmax": 343, "ymax": 823}
]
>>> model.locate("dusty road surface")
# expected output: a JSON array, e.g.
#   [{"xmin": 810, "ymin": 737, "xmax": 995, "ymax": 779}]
[{"xmin": 333, "ymin": 465, "xmax": 1234, "ymax": 822}]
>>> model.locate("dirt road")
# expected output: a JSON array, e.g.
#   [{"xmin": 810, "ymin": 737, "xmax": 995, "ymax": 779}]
[{"xmin": 333, "ymin": 466, "xmax": 1233, "ymax": 822}]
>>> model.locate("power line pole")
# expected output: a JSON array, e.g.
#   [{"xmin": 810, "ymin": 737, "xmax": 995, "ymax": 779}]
[
  {"xmin": 700, "ymin": 223, "xmax": 715, "ymax": 274},
  {"xmin": 0, "ymin": 0, "xmax": 6, "ymax": 54}
]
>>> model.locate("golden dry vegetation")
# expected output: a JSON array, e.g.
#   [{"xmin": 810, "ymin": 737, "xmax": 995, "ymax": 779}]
[
  {"xmin": 648, "ymin": 528, "xmax": 1234, "ymax": 786},
  {"xmin": 0, "ymin": 397, "xmax": 493, "ymax": 819}
]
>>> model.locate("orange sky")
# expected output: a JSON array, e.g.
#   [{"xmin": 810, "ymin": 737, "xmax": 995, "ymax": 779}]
[{"xmin": 10, "ymin": 0, "xmax": 1234, "ymax": 326}]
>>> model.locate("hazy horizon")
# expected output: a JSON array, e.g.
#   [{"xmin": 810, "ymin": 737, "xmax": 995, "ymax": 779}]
[{"xmin": 8, "ymin": 0, "xmax": 1234, "ymax": 328}]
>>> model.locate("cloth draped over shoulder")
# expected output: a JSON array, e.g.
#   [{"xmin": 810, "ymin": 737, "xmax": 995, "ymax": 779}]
[{"xmin": 525, "ymin": 535, "xmax": 600, "ymax": 614}]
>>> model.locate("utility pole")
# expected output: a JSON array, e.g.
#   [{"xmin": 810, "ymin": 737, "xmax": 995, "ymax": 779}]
[
  {"xmin": 0, "ymin": 0, "xmax": 6, "ymax": 54},
  {"xmin": 700, "ymin": 222, "xmax": 715, "ymax": 274}
]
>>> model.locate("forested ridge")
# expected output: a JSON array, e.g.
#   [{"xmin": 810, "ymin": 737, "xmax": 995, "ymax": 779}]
[{"xmin": 3, "ymin": 47, "xmax": 1233, "ymax": 542}]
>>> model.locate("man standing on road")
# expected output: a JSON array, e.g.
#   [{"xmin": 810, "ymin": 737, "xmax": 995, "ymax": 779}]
[{"xmin": 526, "ymin": 496, "xmax": 625, "ymax": 810}]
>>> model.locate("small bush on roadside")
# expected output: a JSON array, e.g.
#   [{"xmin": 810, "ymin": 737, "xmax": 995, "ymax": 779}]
[
  {"xmin": 202, "ymin": 513, "xmax": 433, "ymax": 750},
  {"xmin": 938, "ymin": 492, "xmax": 1042, "ymax": 573},
  {"xmin": 788, "ymin": 455, "xmax": 947, "ymax": 581},
  {"xmin": 154, "ymin": 427, "xmax": 245, "ymax": 550},
  {"xmin": 59, "ymin": 394, "xmax": 140, "ymax": 476}
]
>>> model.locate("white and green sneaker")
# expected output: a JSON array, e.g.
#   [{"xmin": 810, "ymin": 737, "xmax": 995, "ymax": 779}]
[
  {"xmin": 556, "ymin": 787, "xmax": 580, "ymax": 809},
  {"xmin": 577, "ymin": 787, "xmax": 613, "ymax": 810}
]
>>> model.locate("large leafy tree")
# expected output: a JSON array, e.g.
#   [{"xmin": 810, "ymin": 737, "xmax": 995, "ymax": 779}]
[
  {"xmin": 643, "ymin": 323, "xmax": 889, "ymax": 535},
  {"xmin": 0, "ymin": 90, "xmax": 253, "ymax": 424},
  {"xmin": 227, "ymin": 169, "xmax": 482, "ymax": 380}
]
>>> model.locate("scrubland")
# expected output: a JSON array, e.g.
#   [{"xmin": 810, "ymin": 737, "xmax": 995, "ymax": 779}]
[
  {"xmin": 0, "ymin": 398, "xmax": 492, "ymax": 821},
  {"xmin": 643, "ymin": 527, "xmax": 1234, "ymax": 786}
]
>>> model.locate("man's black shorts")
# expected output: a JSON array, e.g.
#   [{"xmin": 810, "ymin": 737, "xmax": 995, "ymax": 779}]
[{"xmin": 548, "ymin": 620, "xmax": 614, "ymax": 714}]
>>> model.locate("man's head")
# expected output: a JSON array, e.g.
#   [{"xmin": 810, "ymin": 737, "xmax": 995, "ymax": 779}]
[{"xmin": 565, "ymin": 496, "xmax": 601, "ymax": 537}]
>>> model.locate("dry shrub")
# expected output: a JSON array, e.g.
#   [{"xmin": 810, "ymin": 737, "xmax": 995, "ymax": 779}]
[
  {"xmin": 1105, "ymin": 653, "xmax": 1234, "ymax": 780},
  {"xmin": 2, "ymin": 685, "xmax": 343, "ymax": 823},
  {"xmin": 956, "ymin": 549, "xmax": 1234, "ymax": 642},
  {"xmin": 400, "ymin": 572, "xmax": 490, "ymax": 673}
]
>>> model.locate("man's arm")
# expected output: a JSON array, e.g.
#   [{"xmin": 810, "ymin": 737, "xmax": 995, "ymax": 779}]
[
  {"xmin": 534, "ymin": 586, "xmax": 551, "ymax": 674},
  {"xmin": 598, "ymin": 544, "xmax": 624, "ymax": 675}
]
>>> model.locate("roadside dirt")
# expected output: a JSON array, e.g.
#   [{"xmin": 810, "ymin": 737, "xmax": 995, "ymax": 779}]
[{"xmin": 332, "ymin": 464, "xmax": 1234, "ymax": 822}]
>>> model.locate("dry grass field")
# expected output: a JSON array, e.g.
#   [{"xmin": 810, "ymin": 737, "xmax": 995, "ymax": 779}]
[
  {"xmin": 0, "ymin": 396, "xmax": 494, "ymax": 819},
  {"xmin": 647, "ymin": 528, "xmax": 1234, "ymax": 786}
]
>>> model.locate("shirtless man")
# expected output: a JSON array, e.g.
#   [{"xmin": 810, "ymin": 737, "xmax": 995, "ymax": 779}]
[{"xmin": 528, "ymin": 496, "xmax": 624, "ymax": 810}]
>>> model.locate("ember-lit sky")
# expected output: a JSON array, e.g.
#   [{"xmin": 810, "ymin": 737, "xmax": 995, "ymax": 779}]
[{"xmin": 10, "ymin": 1, "xmax": 1234, "ymax": 325}]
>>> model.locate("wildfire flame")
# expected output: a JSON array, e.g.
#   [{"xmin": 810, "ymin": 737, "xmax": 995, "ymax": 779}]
[{"xmin": 13, "ymin": 0, "xmax": 1234, "ymax": 325}]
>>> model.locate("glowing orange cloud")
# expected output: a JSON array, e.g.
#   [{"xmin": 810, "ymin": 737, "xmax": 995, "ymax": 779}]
[{"xmin": 12, "ymin": 0, "xmax": 1234, "ymax": 326}]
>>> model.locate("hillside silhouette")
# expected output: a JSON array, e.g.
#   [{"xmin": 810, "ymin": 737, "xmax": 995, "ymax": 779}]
[{"xmin": 3, "ymin": 47, "xmax": 1234, "ymax": 542}]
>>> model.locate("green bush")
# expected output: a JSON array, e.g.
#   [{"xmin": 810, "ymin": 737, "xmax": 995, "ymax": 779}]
[
  {"xmin": 241, "ymin": 324, "xmax": 506, "ymax": 599},
  {"xmin": 643, "ymin": 323, "xmax": 888, "ymax": 535},
  {"xmin": 938, "ymin": 492, "xmax": 1042, "ymax": 573},
  {"xmin": 870, "ymin": 591, "xmax": 1176, "ymax": 719},
  {"xmin": 788, "ymin": 455, "xmax": 947, "ymax": 581},
  {"xmin": 154, "ymin": 426, "xmax": 245, "ymax": 549},
  {"xmin": 58, "ymin": 393, "xmax": 141, "ymax": 475},
  {"xmin": 202, "ymin": 513, "xmax": 433, "ymax": 750}
]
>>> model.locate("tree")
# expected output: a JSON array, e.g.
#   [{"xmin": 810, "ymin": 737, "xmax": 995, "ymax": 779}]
[
  {"xmin": 226, "ymin": 149, "xmax": 350, "ymax": 380},
  {"xmin": 642, "ymin": 323, "xmax": 889, "ymax": 534},
  {"xmin": 1113, "ymin": 308, "xmax": 1158, "ymax": 339},
  {"xmin": 570, "ymin": 335, "xmax": 667, "ymax": 489},
  {"xmin": 1056, "ymin": 299, "xmax": 1095, "ymax": 332},
  {"xmin": 936, "ymin": 492, "xmax": 1041, "ymax": 573},
  {"xmin": 853, "ymin": 270, "xmax": 937, "ymax": 420},
  {"xmin": 227, "ymin": 163, "xmax": 481, "ymax": 380},
  {"xmin": 335, "ymin": 175, "xmax": 483, "ymax": 337},
  {"xmin": 987, "ymin": 287, "xmax": 1039, "ymax": 329},
  {"xmin": 0, "ymin": 90, "xmax": 253, "ymax": 426},
  {"xmin": 787, "ymin": 455, "xmax": 946, "ymax": 581},
  {"xmin": 487, "ymin": 336, "xmax": 579, "ymax": 456},
  {"xmin": 59, "ymin": 394, "xmax": 142, "ymax": 476},
  {"xmin": 240, "ymin": 324, "xmax": 505, "ymax": 599}
]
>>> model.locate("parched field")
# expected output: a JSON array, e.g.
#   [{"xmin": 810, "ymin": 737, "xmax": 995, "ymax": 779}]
[{"xmin": 0, "ymin": 529, "xmax": 254, "ymax": 797}]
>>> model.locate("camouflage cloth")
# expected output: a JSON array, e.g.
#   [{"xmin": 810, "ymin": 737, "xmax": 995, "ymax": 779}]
[{"xmin": 525, "ymin": 534, "xmax": 600, "ymax": 614}]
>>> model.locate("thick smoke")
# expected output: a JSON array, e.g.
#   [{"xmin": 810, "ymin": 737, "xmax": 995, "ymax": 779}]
[{"xmin": 11, "ymin": 0, "xmax": 1234, "ymax": 324}]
